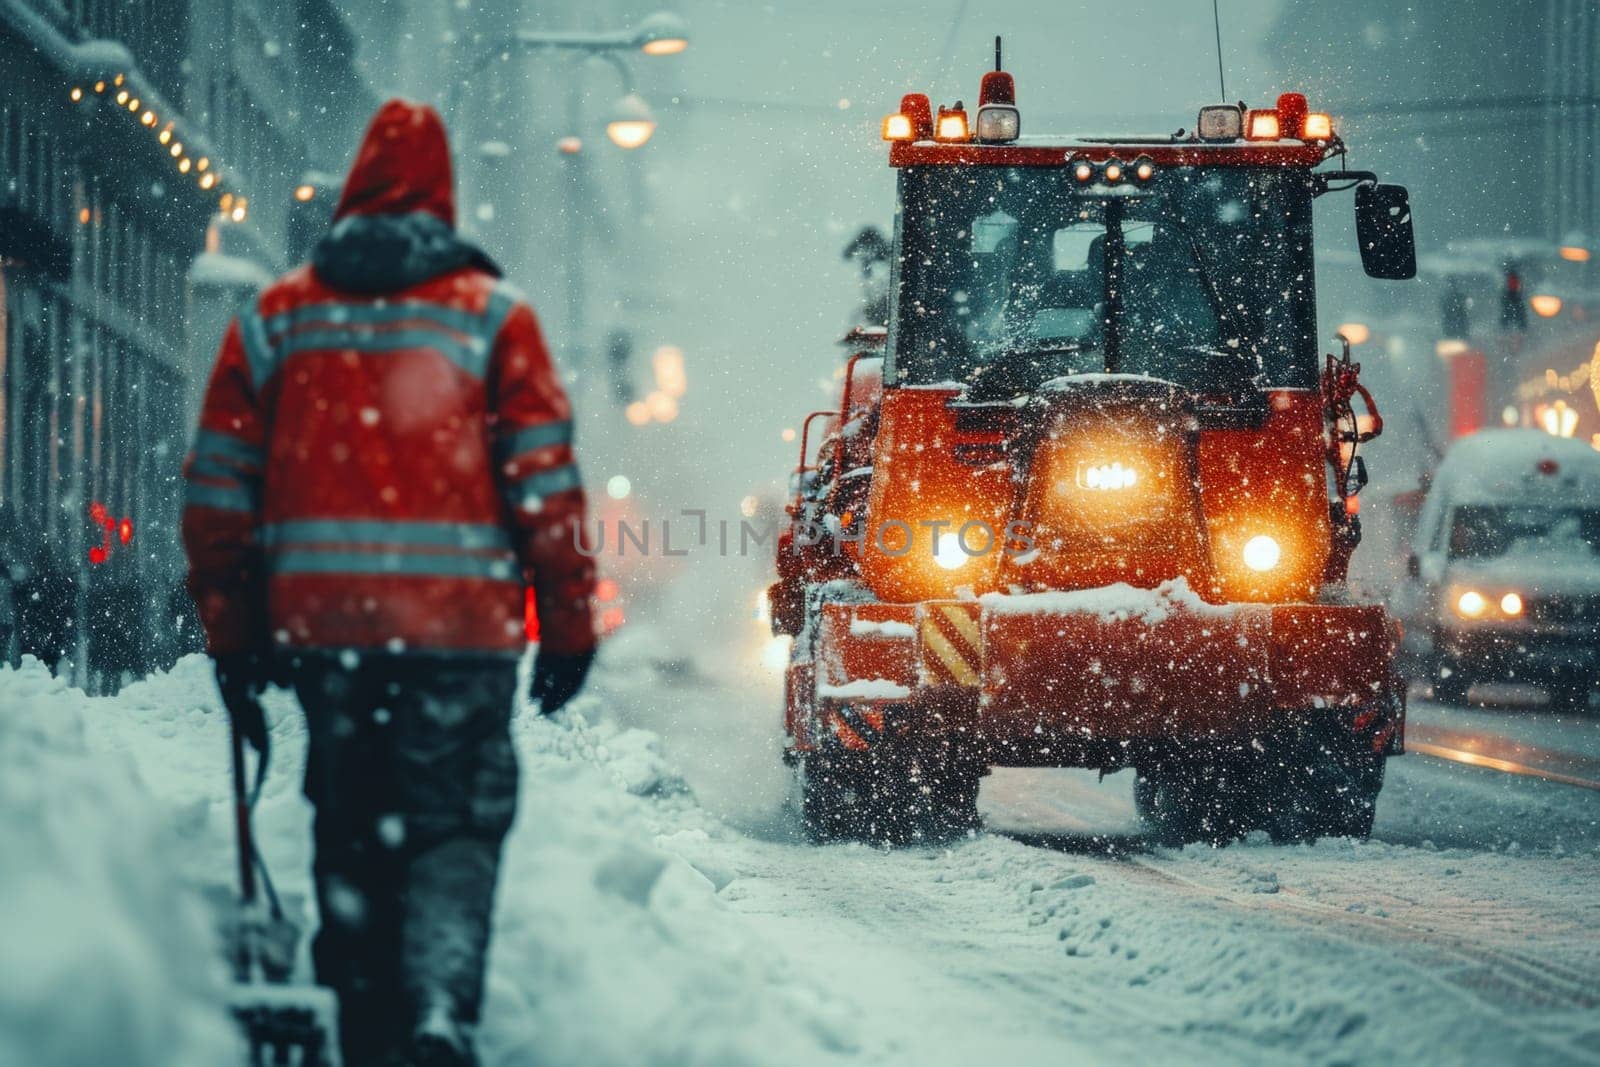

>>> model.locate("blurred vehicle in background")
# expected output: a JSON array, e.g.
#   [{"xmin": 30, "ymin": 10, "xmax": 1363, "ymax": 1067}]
[{"xmin": 1392, "ymin": 429, "xmax": 1600, "ymax": 710}]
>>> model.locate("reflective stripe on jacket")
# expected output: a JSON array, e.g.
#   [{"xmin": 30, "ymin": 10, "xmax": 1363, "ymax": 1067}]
[{"xmin": 182, "ymin": 101, "xmax": 594, "ymax": 657}]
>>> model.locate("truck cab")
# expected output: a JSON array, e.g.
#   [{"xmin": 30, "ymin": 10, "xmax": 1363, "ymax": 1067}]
[{"xmin": 773, "ymin": 60, "xmax": 1417, "ymax": 847}]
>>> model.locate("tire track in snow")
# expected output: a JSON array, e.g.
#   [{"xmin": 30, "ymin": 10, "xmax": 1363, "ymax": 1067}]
[
  {"xmin": 1113, "ymin": 855, "xmax": 1600, "ymax": 1016},
  {"xmin": 984, "ymin": 770, "xmax": 1600, "ymax": 1059}
]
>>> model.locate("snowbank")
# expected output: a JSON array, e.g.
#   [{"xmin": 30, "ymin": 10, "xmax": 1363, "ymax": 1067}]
[
  {"xmin": 480, "ymin": 707, "xmax": 856, "ymax": 1065},
  {"xmin": 0, "ymin": 659, "xmax": 239, "ymax": 1067},
  {"xmin": 2, "ymin": 653, "xmax": 853, "ymax": 1066}
]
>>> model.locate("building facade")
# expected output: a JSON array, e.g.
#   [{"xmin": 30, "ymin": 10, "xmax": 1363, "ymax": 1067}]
[{"xmin": 0, "ymin": 0, "xmax": 373, "ymax": 685}]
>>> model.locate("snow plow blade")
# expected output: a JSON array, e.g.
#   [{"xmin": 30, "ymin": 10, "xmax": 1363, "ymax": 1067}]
[
  {"xmin": 977, "ymin": 596, "xmax": 1396, "ymax": 732},
  {"xmin": 804, "ymin": 585, "xmax": 1403, "ymax": 766}
]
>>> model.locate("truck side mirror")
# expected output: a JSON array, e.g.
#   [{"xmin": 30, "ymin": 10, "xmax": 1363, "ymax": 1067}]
[
  {"xmin": 1406, "ymin": 553, "xmax": 1420, "ymax": 579},
  {"xmin": 1355, "ymin": 184, "xmax": 1417, "ymax": 280}
]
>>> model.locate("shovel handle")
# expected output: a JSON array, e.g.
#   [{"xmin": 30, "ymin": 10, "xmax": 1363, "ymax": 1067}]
[{"xmin": 230, "ymin": 722, "xmax": 257, "ymax": 905}]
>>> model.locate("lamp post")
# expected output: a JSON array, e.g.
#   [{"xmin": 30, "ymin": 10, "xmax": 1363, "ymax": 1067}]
[
  {"xmin": 443, "ymin": 11, "xmax": 686, "ymax": 135},
  {"xmin": 444, "ymin": 12, "xmax": 687, "ymax": 370}
]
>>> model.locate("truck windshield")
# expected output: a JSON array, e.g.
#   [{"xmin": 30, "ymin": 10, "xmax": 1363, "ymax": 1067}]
[
  {"xmin": 889, "ymin": 166, "xmax": 1318, "ymax": 391},
  {"xmin": 1449, "ymin": 505, "xmax": 1600, "ymax": 559}
]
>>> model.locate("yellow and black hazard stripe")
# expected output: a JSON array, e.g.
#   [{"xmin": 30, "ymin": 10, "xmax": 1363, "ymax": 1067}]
[{"xmin": 919, "ymin": 603, "xmax": 983, "ymax": 687}]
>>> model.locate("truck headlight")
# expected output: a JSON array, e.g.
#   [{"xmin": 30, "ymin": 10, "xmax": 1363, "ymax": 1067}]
[
  {"xmin": 933, "ymin": 532, "xmax": 969, "ymax": 570},
  {"xmin": 1499, "ymin": 592, "xmax": 1523, "ymax": 616},
  {"xmin": 1078, "ymin": 461, "xmax": 1138, "ymax": 490},
  {"xmin": 1242, "ymin": 534, "xmax": 1281, "ymax": 572},
  {"xmin": 1455, "ymin": 589, "xmax": 1488, "ymax": 618}
]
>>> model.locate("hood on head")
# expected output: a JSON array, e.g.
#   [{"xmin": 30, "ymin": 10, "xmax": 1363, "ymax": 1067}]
[
  {"xmin": 314, "ymin": 99, "xmax": 500, "ymax": 294},
  {"xmin": 334, "ymin": 99, "xmax": 455, "ymax": 226}
]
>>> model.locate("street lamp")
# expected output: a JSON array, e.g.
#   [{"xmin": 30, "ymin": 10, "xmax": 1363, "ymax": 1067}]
[
  {"xmin": 606, "ymin": 92, "xmax": 657, "ymax": 149},
  {"xmin": 1558, "ymin": 232, "xmax": 1592, "ymax": 263},
  {"xmin": 447, "ymin": 10, "xmax": 688, "ymax": 139},
  {"xmin": 1336, "ymin": 322, "xmax": 1371, "ymax": 346},
  {"xmin": 1530, "ymin": 293, "xmax": 1563, "ymax": 318},
  {"xmin": 444, "ymin": 11, "xmax": 687, "ymax": 371},
  {"xmin": 635, "ymin": 11, "xmax": 689, "ymax": 55}
]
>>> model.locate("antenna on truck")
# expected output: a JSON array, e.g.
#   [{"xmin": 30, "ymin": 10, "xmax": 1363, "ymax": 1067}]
[
  {"xmin": 995, "ymin": 34, "xmax": 1002, "ymax": 72},
  {"xmin": 1211, "ymin": 0, "xmax": 1228, "ymax": 100}
]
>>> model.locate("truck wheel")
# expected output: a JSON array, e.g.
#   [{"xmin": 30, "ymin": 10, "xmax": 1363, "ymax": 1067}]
[
  {"xmin": 1134, "ymin": 767, "xmax": 1205, "ymax": 846},
  {"xmin": 799, "ymin": 753, "xmax": 870, "ymax": 843},
  {"xmin": 801, "ymin": 745, "xmax": 981, "ymax": 845},
  {"xmin": 1329, "ymin": 752, "xmax": 1384, "ymax": 839},
  {"xmin": 904, "ymin": 748, "xmax": 983, "ymax": 841},
  {"xmin": 1263, "ymin": 728, "xmax": 1384, "ymax": 843},
  {"xmin": 1135, "ymin": 759, "xmax": 1256, "ymax": 847}
]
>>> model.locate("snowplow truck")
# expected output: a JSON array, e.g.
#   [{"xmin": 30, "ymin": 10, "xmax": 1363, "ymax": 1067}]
[{"xmin": 770, "ymin": 64, "xmax": 1418, "ymax": 847}]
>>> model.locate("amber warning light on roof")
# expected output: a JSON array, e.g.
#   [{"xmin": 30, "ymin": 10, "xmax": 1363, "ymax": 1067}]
[
  {"xmin": 882, "ymin": 93, "xmax": 933, "ymax": 142},
  {"xmin": 885, "ymin": 66, "xmax": 1336, "ymax": 148}
]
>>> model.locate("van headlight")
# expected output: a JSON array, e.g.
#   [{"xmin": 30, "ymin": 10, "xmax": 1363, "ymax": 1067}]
[
  {"xmin": 1454, "ymin": 589, "xmax": 1488, "ymax": 618},
  {"xmin": 1448, "ymin": 587, "xmax": 1523, "ymax": 620}
]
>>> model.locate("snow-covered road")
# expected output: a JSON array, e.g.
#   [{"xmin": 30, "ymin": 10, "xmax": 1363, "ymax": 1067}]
[
  {"xmin": 5, "ymin": 638, "xmax": 1599, "ymax": 1067},
  {"xmin": 588, "ymin": 631, "xmax": 1600, "ymax": 1066}
]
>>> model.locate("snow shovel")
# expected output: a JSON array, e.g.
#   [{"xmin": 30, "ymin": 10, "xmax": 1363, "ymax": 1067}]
[{"xmin": 224, "ymin": 701, "xmax": 341, "ymax": 1066}]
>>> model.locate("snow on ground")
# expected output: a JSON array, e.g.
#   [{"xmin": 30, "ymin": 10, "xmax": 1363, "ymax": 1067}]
[
  {"xmin": 4, "ymin": 652, "xmax": 858, "ymax": 1067},
  {"xmin": 1388, "ymin": 696, "xmax": 1600, "ymax": 853},
  {"xmin": 0, "ymin": 659, "xmax": 238, "ymax": 1067},
  {"xmin": 5, "ymin": 643, "xmax": 1600, "ymax": 1066}
]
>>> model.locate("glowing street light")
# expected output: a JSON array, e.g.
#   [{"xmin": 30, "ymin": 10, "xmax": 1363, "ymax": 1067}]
[
  {"xmin": 635, "ymin": 11, "xmax": 689, "ymax": 55},
  {"xmin": 1530, "ymin": 293, "xmax": 1563, "ymax": 318},
  {"xmin": 645, "ymin": 390, "xmax": 678, "ymax": 422},
  {"xmin": 452, "ymin": 13, "xmax": 685, "ymax": 151},
  {"xmin": 1336, "ymin": 322, "xmax": 1371, "ymax": 346},
  {"xmin": 606, "ymin": 92, "xmax": 657, "ymax": 149},
  {"xmin": 653, "ymin": 345, "xmax": 687, "ymax": 396}
]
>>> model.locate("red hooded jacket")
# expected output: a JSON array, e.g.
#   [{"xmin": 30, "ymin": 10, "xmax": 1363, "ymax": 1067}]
[{"xmin": 183, "ymin": 100, "xmax": 594, "ymax": 658}]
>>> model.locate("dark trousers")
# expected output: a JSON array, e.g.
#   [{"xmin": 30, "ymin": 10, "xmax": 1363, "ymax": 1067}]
[{"xmin": 292, "ymin": 653, "xmax": 519, "ymax": 1065}]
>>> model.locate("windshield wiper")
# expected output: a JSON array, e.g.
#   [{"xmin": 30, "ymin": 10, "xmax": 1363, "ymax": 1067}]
[
  {"xmin": 1161, "ymin": 222, "xmax": 1236, "ymax": 336},
  {"xmin": 968, "ymin": 340, "xmax": 1099, "ymax": 400}
]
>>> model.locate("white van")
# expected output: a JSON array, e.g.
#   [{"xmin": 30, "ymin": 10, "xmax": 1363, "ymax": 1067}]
[{"xmin": 1391, "ymin": 429, "xmax": 1600, "ymax": 709}]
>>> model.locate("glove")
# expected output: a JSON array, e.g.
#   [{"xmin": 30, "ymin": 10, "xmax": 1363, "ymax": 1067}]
[
  {"xmin": 530, "ymin": 648, "xmax": 595, "ymax": 715},
  {"xmin": 215, "ymin": 651, "xmax": 273, "ymax": 755}
]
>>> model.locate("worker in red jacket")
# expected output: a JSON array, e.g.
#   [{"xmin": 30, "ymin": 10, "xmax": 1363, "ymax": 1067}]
[{"xmin": 183, "ymin": 99, "xmax": 595, "ymax": 1067}]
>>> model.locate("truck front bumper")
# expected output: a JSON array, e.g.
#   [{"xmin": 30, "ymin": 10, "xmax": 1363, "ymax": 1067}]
[{"xmin": 805, "ymin": 586, "xmax": 1402, "ymax": 765}]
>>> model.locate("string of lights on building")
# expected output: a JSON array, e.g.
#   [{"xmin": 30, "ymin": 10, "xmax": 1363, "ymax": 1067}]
[{"xmin": 70, "ymin": 70, "xmax": 247, "ymax": 221}]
